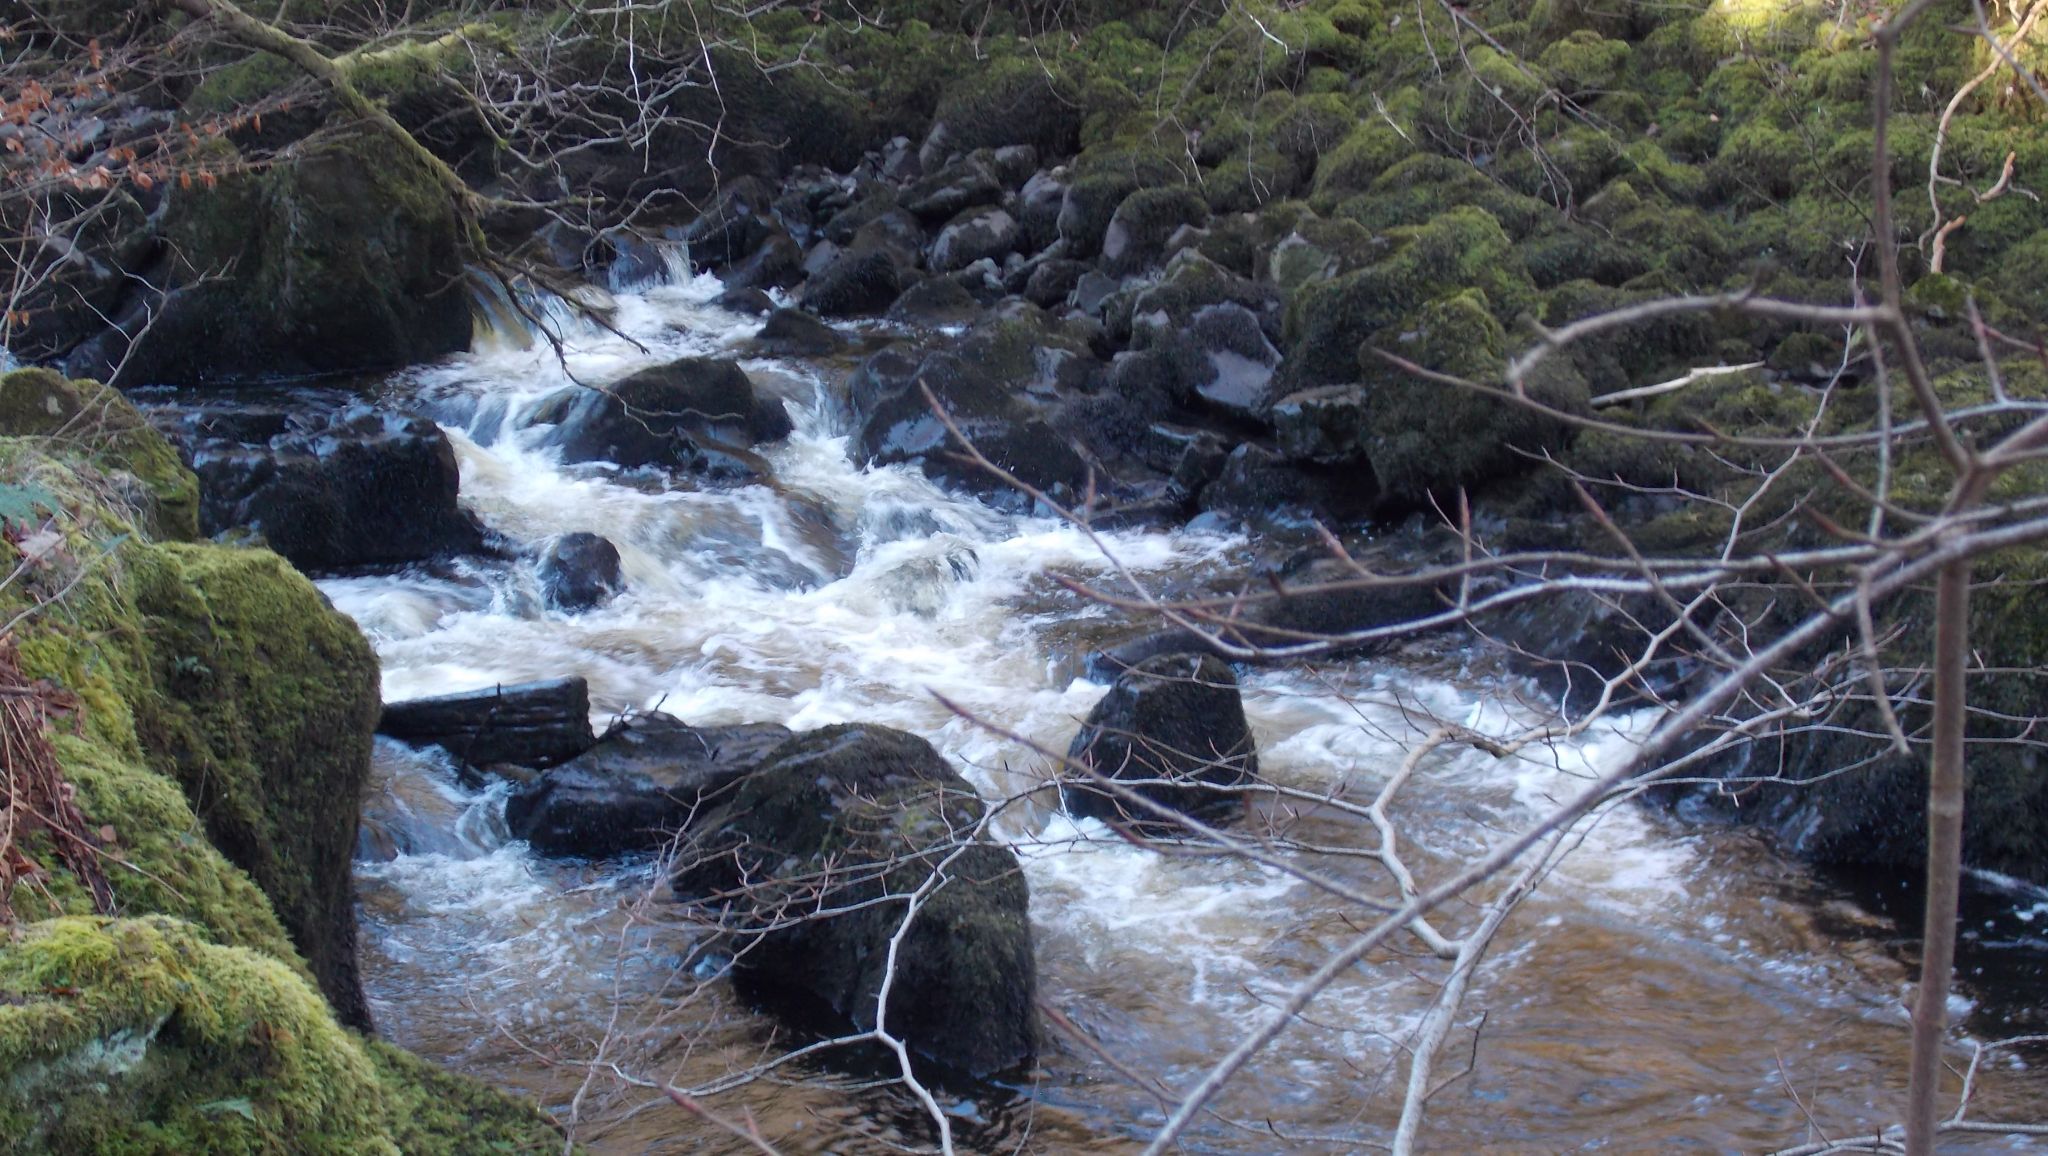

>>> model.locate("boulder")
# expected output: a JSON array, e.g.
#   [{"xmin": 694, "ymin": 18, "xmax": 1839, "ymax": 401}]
[
  {"xmin": 1102, "ymin": 186, "xmax": 1210, "ymax": 276},
  {"xmin": 1273, "ymin": 385, "xmax": 1370, "ymax": 464},
  {"xmin": 749, "ymin": 307, "xmax": 848, "ymax": 357},
  {"xmin": 1184, "ymin": 302, "xmax": 1282, "ymax": 421},
  {"xmin": 902, "ymin": 155, "xmax": 1004, "ymax": 221},
  {"xmin": 507, "ymin": 714, "xmax": 792, "ymax": 858},
  {"xmin": 85, "ymin": 130, "xmax": 471, "ymax": 386},
  {"xmin": 1023, "ymin": 259, "xmax": 1090, "ymax": 309},
  {"xmin": 378, "ymin": 677, "xmax": 598, "ymax": 769},
  {"xmin": 930, "ymin": 206, "xmax": 1021, "ymax": 273},
  {"xmin": 1197, "ymin": 443, "xmax": 1373, "ymax": 528},
  {"xmin": 170, "ymin": 401, "xmax": 487, "ymax": 571},
  {"xmin": 1018, "ymin": 169, "xmax": 1069, "ymax": 253},
  {"xmin": 714, "ymin": 286, "xmax": 777, "ymax": 315},
  {"xmin": 886, "ymin": 277, "xmax": 984, "ymax": 327},
  {"xmin": 802, "ymin": 246, "xmax": 905, "ymax": 317},
  {"xmin": 680, "ymin": 177, "xmax": 778, "ymax": 270},
  {"xmin": 854, "ymin": 351, "xmax": 1088, "ymax": 507},
  {"xmin": 673, "ymin": 724, "xmax": 1037, "ymax": 1078},
  {"xmin": 1064, "ymin": 652, "xmax": 1259, "ymax": 827},
  {"xmin": 538, "ymin": 532, "xmax": 625, "ymax": 611},
  {"xmin": 530, "ymin": 357, "xmax": 791, "ymax": 476},
  {"xmin": 723, "ymin": 229, "xmax": 805, "ymax": 291}
]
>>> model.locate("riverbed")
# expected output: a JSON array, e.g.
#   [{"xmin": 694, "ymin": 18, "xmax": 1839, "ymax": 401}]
[{"xmin": 330, "ymin": 263, "xmax": 2048, "ymax": 1153}]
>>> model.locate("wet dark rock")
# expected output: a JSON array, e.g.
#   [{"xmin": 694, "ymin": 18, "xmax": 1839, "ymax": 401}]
[
  {"xmin": 854, "ymin": 351, "xmax": 1088, "ymax": 507},
  {"xmin": 673, "ymin": 724, "xmax": 1037, "ymax": 1078},
  {"xmin": 930, "ymin": 206, "xmax": 1020, "ymax": 273},
  {"xmin": 1184, "ymin": 302, "xmax": 1282, "ymax": 421},
  {"xmin": 821, "ymin": 186, "xmax": 903, "ymax": 247},
  {"xmin": 174, "ymin": 402, "xmax": 486, "ymax": 571},
  {"xmin": 680, "ymin": 177, "xmax": 778, "ymax": 270},
  {"xmin": 724, "ymin": 229, "xmax": 805, "ymax": 291},
  {"xmin": 750, "ymin": 307, "xmax": 848, "ymax": 357},
  {"xmin": 538, "ymin": 531, "xmax": 625, "ymax": 612},
  {"xmin": 1273, "ymin": 386, "xmax": 1370, "ymax": 465},
  {"xmin": 846, "ymin": 346, "xmax": 924, "ymax": 421},
  {"xmin": 1198, "ymin": 444, "xmax": 1373, "ymax": 529},
  {"xmin": 507, "ymin": 715, "xmax": 793, "ymax": 858},
  {"xmin": 532, "ymin": 357, "xmax": 791, "ymax": 477},
  {"xmin": 1024, "ymin": 259, "xmax": 1090, "ymax": 309},
  {"xmin": 714, "ymin": 286, "xmax": 777, "ymax": 316},
  {"xmin": 885, "ymin": 278, "xmax": 984, "ymax": 328},
  {"xmin": 1064, "ymin": 652, "xmax": 1258, "ymax": 827},
  {"xmin": 1477, "ymin": 588, "xmax": 1686, "ymax": 716},
  {"xmin": 379, "ymin": 677, "xmax": 597, "ymax": 770},
  {"xmin": 903, "ymin": 156, "xmax": 1004, "ymax": 221},
  {"xmin": 802, "ymin": 246, "xmax": 905, "ymax": 317}
]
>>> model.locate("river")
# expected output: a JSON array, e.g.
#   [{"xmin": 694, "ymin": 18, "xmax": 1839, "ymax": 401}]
[{"xmin": 326, "ymin": 259, "xmax": 2048, "ymax": 1153}]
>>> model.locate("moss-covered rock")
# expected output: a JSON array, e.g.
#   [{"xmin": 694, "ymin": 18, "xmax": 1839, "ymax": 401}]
[
  {"xmin": 1282, "ymin": 204, "xmax": 1537, "ymax": 389},
  {"xmin": 0, "ymin": 377, "xmax": 562, "ymax": 1151},
  {"xmin": 107, "ymin": 126, "xmax": 472, "ymax": 387},
  {"xmin": 1355, "ymin": 289, "xmax": 1586, "ymax": 503},
  {"xmin": 0, "ymin": 917, "xmax": 560, "ymax": 1154},
  {"xmin": 0, "ymin": 370, "xmax": 198, "ymax": 541}
]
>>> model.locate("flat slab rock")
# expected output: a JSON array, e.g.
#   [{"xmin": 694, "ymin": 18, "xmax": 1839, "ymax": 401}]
[{"xmin": 505, "ymin": 714, "xmax": 793, "ymax": 858}]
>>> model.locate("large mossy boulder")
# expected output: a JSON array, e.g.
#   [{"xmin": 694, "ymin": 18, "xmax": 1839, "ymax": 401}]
[
  {"xmin": 673, "ymin": 724, "xmax": 1037, "ymax": 1079},
  {"xmin": 1064, "ymin": 652, "xmax": 1259, "ymax": 827},
  {"xmin": 0, "ymin": 377, "xmax": 560, "ymax": 1151},
  {"xmin": 89, "ymin": 128, "xmax": 473, "ymax": 386},
  {"xmin": 0, "ymin": 917, "xmax": 560, "ymax": 1155},
  {"xmin": 1283, "ymin": 205, "xmax": 1537, "ymax": 391},
  {"xmin": 0, "ymin": 369, "xmax": 198, "ymax": 540}
]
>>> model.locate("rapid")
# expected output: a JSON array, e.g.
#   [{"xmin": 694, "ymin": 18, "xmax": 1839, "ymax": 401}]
[{"xmin": 331, "ymin": 258, "xmax": 2048, "ymax": 1153}]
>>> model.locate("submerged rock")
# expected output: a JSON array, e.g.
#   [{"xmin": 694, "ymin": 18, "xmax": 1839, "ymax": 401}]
[
  {"xmin": 379, "ymin": 677, "xmax": 598, "ymax": 770},
  {"xmin": 506, "ymin": 715, "xmax": 792, "ymax": 858},
  {"xmin": 537, "ymin": 531, "xmax": 625, "ymax": 612},
  {"xmin": 673, "ymin": 724, "xmax": 1037, "ymax": 1078},
  {"xmin": 1064, "ymin": 652, "xmax": 1258, "ymax": 827}
]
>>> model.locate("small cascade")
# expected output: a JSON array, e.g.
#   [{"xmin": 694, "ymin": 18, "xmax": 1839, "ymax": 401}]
[{"xmin": 333, "ymin": 247, "xmax": 2048, "ymax": 1153}]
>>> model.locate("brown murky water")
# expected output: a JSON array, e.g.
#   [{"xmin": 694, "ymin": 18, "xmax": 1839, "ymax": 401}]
[{"xmin": 339, "ymin": 268, "xmax": 2048, "ymax": 1154}]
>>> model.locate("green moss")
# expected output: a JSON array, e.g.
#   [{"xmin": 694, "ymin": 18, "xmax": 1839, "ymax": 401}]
[
  {"xmin": 1537, "ymin": 29, "xmax": 1630, "ymax": 91},
  {"xmin": 1283, "ymin": 204, "xmax": 1537, "ymax": 388},
  {"xmin": 1308, "ymin": 117, "xmax": 1414, "ymax": 210},
  {"xmin": 0, "ymin": 917, "xmax": 561, "ymax": 1155},
  {"xmin": 931, "ymin": 55, "xmax": 1086, "ymax": 158},
  {"xmin": 0, "ymin": 371, "xmax": 199, "ymax": 541},
  {"xmin": 1356, "ymin": 289, "xmax": 1586, "ymax": 502},
  {"xmin": 0, "ymin": 385, "xmax": 564, "ymax": 1152}
]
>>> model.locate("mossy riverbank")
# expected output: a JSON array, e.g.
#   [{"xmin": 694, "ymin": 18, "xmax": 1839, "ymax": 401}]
[{"xmin": 0, "ymin": 368, "xmax": 563, "ymax": 1153}]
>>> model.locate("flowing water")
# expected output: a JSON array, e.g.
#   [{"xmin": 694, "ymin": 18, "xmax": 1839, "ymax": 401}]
[{"xmin": 327, "ymin": 262, "xmax": 2048, "ymax": 1153}]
